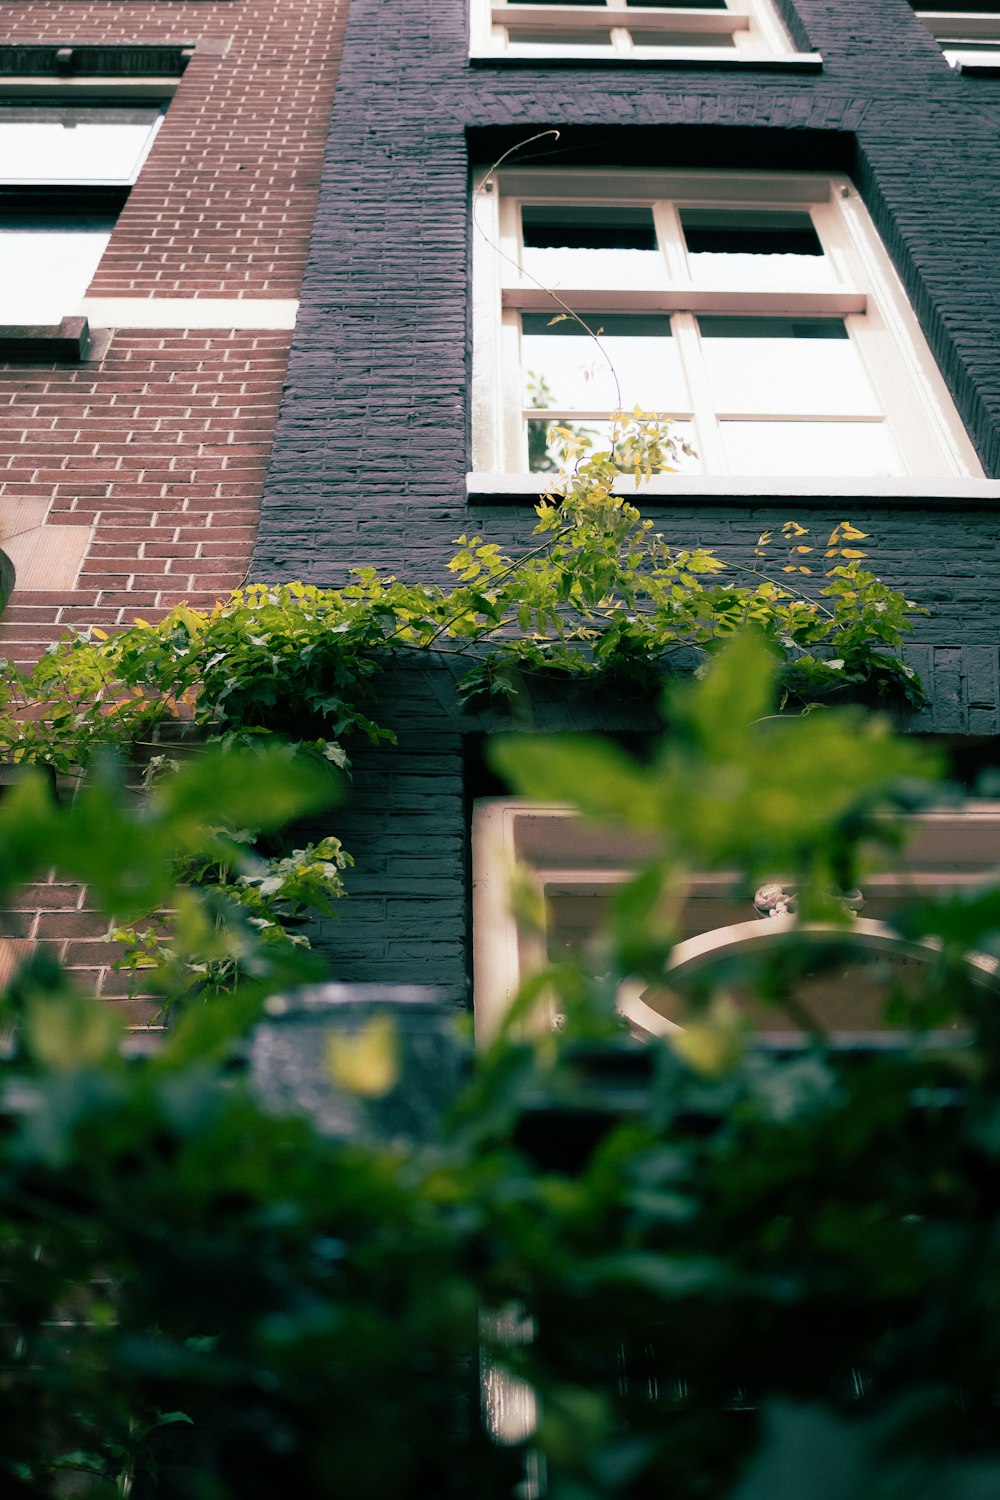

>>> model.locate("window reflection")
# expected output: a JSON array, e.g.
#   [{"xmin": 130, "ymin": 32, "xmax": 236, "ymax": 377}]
[
  {"xmin": 522, "ymin": 312, "xmax": 686, "ymax": 413},
  {"xmin": 526, "ymin": 416, "xmax": 698, "ymax": 473},
  {"xmin": 630, "ymin": 30, "xmax": 736, "ymax": 45},
  {"xmin": 698, "ymin": 316, "xmax": 881, "ymax": 416},
  {"xmin": 0, "ymin": 217, "xmax": 113, "ymax": 323},
  {"xmin": 0, "ymin": 106, "xmax": 163, "ymax": 185},
  {"xmin": 681, "ymin": 208, "xmax": 834, "ymax": 288},
  {"xmin": 720, "ymin": 421, "xmax": 902, "ymax": 477},
  {"xmin": 521, "ymin": 204, "xmax": 663, "ymax": 287},
  {"xmin": 506, "ymin": 28, "xmax": 615, "ymax": 48}
]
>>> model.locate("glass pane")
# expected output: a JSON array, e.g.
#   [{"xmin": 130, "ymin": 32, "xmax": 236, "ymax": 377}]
[
  {"xmin": 527, "ymin": 417, "xmax": 699, "ymax": 473},
  {"xmin": 0, "ymin": 106, "xmax": 162, "ymax": 185},
  {"xmin": 521, "ymin": 204, "xmax": 664, "ymax": 287},
  {"xmin": 522, "ymin": 312, "xmax": 688, "ymax": 413},
  {"xmin": 681, "ymin": 208, "xmax": 834, "ymax": 287},
  {"xmin": 940, "ymin": 37, "xmax": 1000, "ymax": 50},
  {"xmin": 627, "ymin": 0, "xmax": 727, "ymax": 8},
  {"xmin": 630, "ymin": 30, "xmax": 736, "ymax": 45},
  {"xmin": 698, "ymin": 317, "xmax": 881, "ymax": 416},
  {"xmin": 916, "ymin": 1, "xmax": 1000, "ymax": 13},
  {"xmin": 720, "ymin": 421, "xmax": 903, "ymax": 478},
  {"xmin": 0, "ymin": 217, "xmax": 113, "ymax": 323},
  {"xmin": 524, "ymin": 0, "xmax": 728, "ymax": 6},
  {"xmin": 506, "ymin": 27, "xmax": 614, "ymax": 47}
]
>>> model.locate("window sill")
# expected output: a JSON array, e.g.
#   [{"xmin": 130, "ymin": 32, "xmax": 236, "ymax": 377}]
[
  {"xmin": 956, "ymin": 60, "xmax": 1000, "ymax": 77},
  {"xmin": 469, "ymin": 49, "xmax": 822, "ymax": 72},
  {"xmin": 0, "ymin": 316, "xmax": 99, "ymax": 363},
  {"xmin": 466, "ymin": 473, "xmax": 1000, "ymax": 507}
]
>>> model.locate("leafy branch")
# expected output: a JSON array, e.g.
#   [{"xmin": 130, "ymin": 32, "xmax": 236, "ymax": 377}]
[{"xmin": 0, "ymin": 414, "xmax": 926, "ymax": 777}]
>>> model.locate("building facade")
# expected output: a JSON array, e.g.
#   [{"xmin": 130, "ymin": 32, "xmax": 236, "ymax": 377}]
[
  {"xmin": 0, "ymin": 0, "xmax": 350, "ymax": 1014},
  {"xmin": 250, "ymin": 0, "xmax": 1000, "ymax": 1019},
  {"xmin": 3, "ymin": 0, "xmax": 1000, "ymax": 1028}
]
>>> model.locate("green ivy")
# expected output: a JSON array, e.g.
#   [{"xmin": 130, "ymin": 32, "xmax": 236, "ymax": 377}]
[
  {"xmin": 0, "ymin": 416, "xmax": 924, "ymax": 777},
  {"xmin": 0, "ymin": 416, "xmax": 927, "ymax": 1003}
]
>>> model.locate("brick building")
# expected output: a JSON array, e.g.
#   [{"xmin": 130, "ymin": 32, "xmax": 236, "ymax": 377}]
[
  {"xmin": 246, "ymin": 0, "xmax": 1000, "ymax": 1025},
  {"xmin": 0, "ymin": 0, "xmax": 349, "ymax": 1011},
  {"xmin": 4, "ymin": 0, "xmax": 1000, "ymax": 1029}
]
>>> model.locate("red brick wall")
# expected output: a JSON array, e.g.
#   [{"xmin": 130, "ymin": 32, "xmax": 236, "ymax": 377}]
[
  {"xmin": 1, "ymin": 329, "xmax": 291, "ymax": 664},
  {"xmin": 0, "ymin": 0, "xmax": 350, "ymax": 1015}
]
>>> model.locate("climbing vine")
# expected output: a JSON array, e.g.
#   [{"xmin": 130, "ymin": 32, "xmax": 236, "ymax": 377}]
[
  {"xmin": 0, "ymin": 415, "xmax": 926, "ymax": 1001},
  {"xmin": 1, "ymin": 414, "xmax": 923, "ymax": 775}
]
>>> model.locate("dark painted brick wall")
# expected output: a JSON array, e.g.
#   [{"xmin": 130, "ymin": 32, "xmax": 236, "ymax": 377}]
[{"xmin": 254, "ymin": 0, "xmax": 1000, "ymax": 1000}]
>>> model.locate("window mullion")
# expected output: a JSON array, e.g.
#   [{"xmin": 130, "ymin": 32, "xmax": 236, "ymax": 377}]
[
  {"xmin": 742, "ymin": 0, "xmax": 787, "ymax": 56},
  {"xmin": 505, "ymin": 313, "xmax": 530, "ymax": 470},
  {"xmin": 672, "ymin": 312, "xmax": 727, "ymax": 475},
  {"xmin": 652, "ymin": 201, "xmax": 688, "ymax": 282}
]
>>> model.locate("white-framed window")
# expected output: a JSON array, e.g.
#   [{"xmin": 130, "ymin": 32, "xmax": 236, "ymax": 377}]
[
  {"xmin": 471, "ymin": 168, "xmax": 984, "ymax": 482},
  {"xmin": 471, "ymin": 800, "xmax": 1000, "ymax": 1044},
  {"xmin": 913, "ymin": 7, "xmax": 1000, "ymax": 70},
  {"xmin": 470, "ymin": 0, "xmax": 812, "ymax": 63},
  {"xmin": 0, "ymin": 104, "xmax": 164, "ymax": 326}
]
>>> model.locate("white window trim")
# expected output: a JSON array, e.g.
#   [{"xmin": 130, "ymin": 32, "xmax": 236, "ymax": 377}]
[
  {"xmin": 472, "ymin": 800, "xmax": 1000, "ymax": 1043},
  {"xmin": 471, "ymin": 0, "xmax": 818, "ymax": 63},
  {"xmin": 471, "ymin": 167, "xmax": 985, "ymax": 483},
  {"xmin": 915, "ymin": 10, "xmax": 1000, "ymax": 69}
]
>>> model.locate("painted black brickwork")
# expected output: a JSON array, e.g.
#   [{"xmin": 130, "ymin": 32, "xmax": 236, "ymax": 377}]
[{"xmin": 254, "ymin": 0, "xmax": 1000, "ymax": 1002}]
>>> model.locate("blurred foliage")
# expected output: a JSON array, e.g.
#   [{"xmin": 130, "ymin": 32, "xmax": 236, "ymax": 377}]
[{"xmin": 0, "ymin": 641, "xmax": 997, "ymax": 1498}]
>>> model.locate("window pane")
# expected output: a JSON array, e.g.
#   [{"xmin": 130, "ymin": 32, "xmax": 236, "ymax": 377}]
[
  {"xmin": 0, "ymin": 106, "xmax": 162, "ymax": 185},
  {"xmin": 521, "ymin": 0, "xmax": 731, "ymax": 6},
  {"xmin": 522, "ymin": 312, "xmax": 688, "ymax": 413},
  {"xmin": 627, "ymin": 0, "xmax": 727, "ymax": 8},
  {"xmin": 720, "ymin": 421, "xmax": 903, "ymax": 478},
  {"xmin": 940, "ymin": 37, "xmax": 1000, "ymax": 50},
  {"xmin": 506, "ymin": 27, "xmax": 614, "ymax": 47},
  {"xmin": 0, "ymin": 217, "xmax": 113, "ymax": 322},
  {"xmin": 681, "ymin": 208, "xmax": 834, "ymax": 287},
  {"xmin": 698, "ymin": 316, "xmax": 881, "ymax": 416},
  {"xmin": 629, "ymin": 29, "xmax": 736, "ymax": 44},
  {"xmin": 521, "ymin": 204, "xmax": 664, "ymax": 287},
  {"xmin": 527, "ymin": 417, "xmax": 698, "ymax": 473},
  {"xmin": 913, "ymin": 2, "xmax": 1000, "ymax": 13}
]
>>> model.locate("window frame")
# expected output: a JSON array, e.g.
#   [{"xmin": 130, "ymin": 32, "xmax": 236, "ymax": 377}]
[
  {"xmin": 472, "ymin": 799, "xmax": 1000, "ymax": 1044},
  {"xmin": 914, "ymin": 9, "xmax": 1000, "ymax": 70},
  {"xmin": 470, "ymin": 0, "xmax": 816, "ymax": 64},
  {"xmin": 471, "ymin": 167, "xmax": 985, "ymax": 484},
  {"xmin": 0, "ymin": 99, "xmax": 167, "ymax": 330}
]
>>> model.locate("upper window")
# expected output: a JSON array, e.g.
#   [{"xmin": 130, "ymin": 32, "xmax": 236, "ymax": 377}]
[
  {"xmin": 471, "ymin": 0, "xmax": 810, "ymax": 62},
  {"xmin": 913, "ymin": 5, "xmax": 1000, "ymax": 70},
  {"xmin": 0, "ymin": 104, "xmax": 164, "ymax": 326},
  {"xmin": 471, "ymin": 168, "xmax": 984, "ymax": 482}
]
